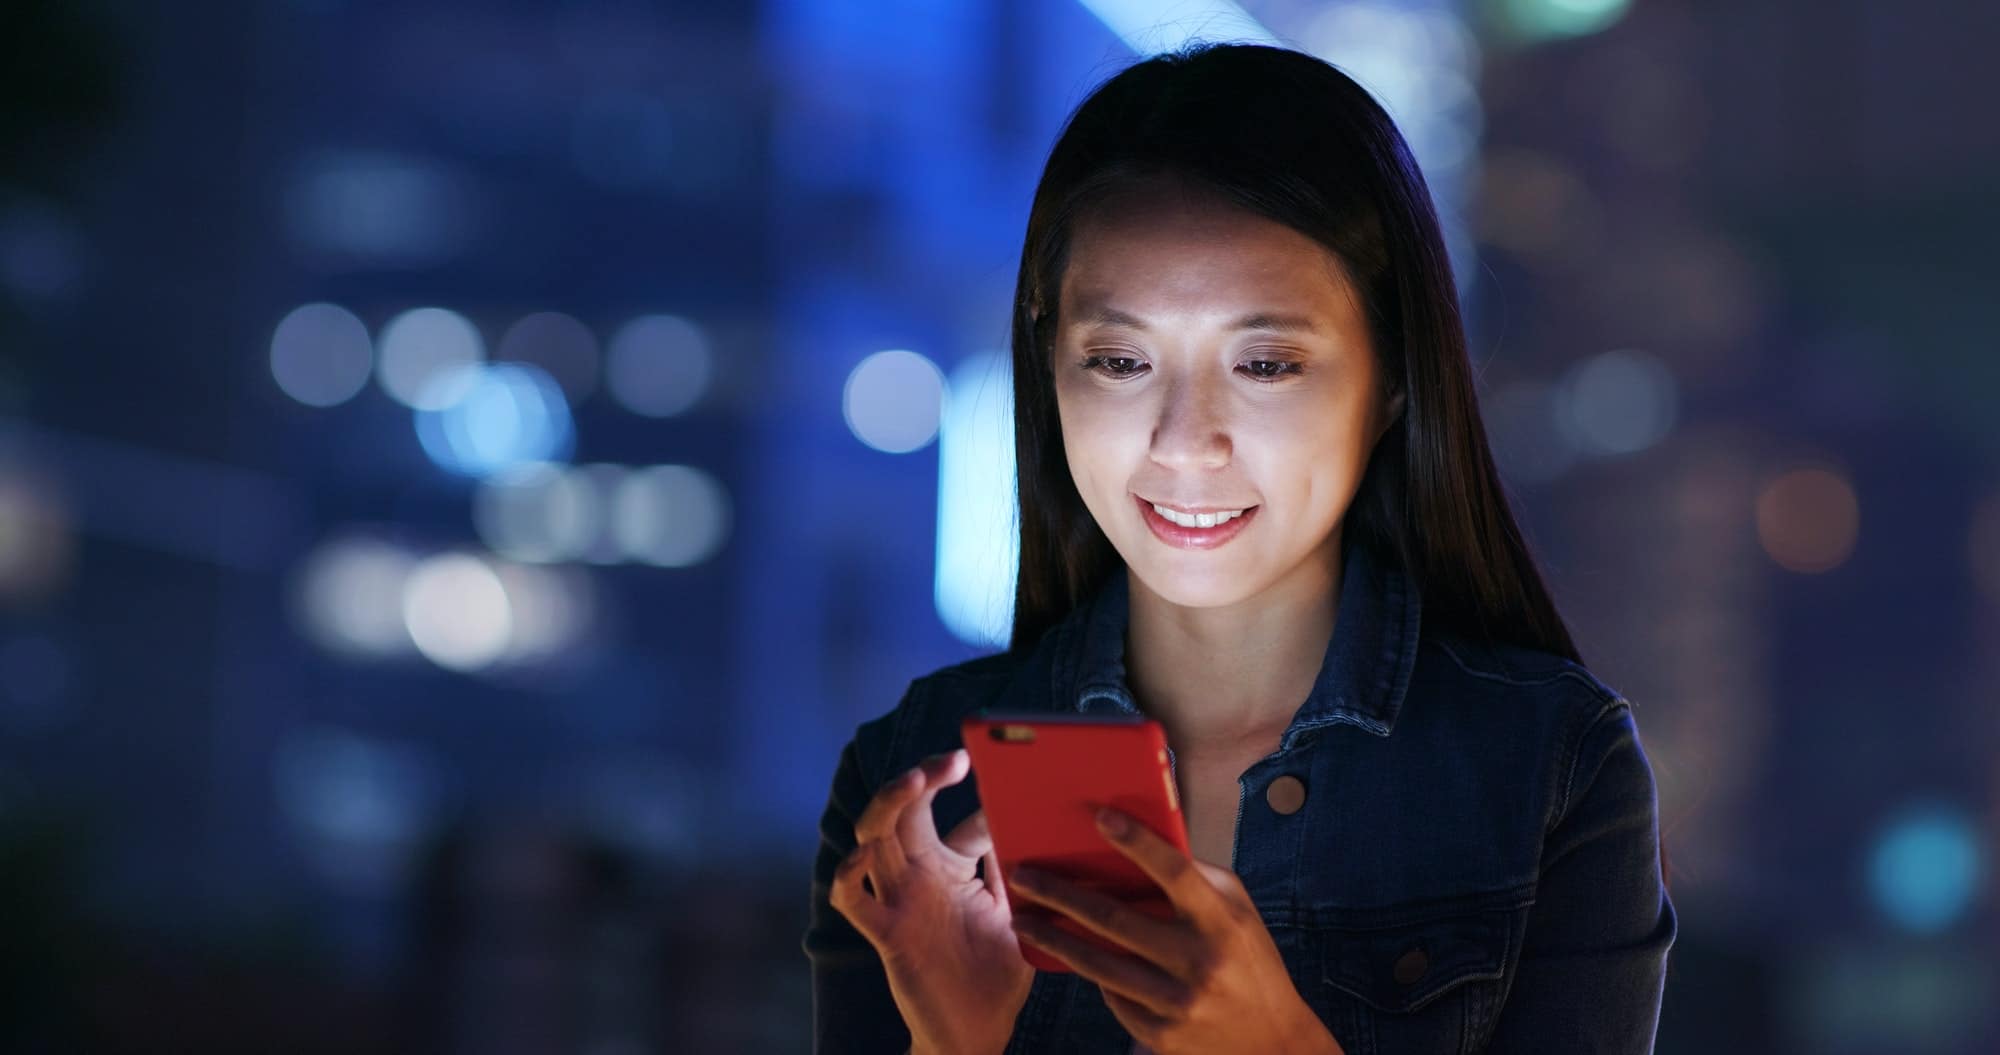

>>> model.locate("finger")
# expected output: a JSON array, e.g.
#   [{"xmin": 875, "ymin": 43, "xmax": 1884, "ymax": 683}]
[
  {"xmin": 1094, "ymin": 808, "xmax": 1228, "ymax": 928},
  {"xmin": 855, "ymin": 754, "xmax": 956, "ymax": 882},
  {"xmin": 828, "ymin": 841, "xmax": 886, "ymax": 939},
  {"xmin": 941, "ymin": 805, "xmax": 992, "ymax": 860},
  {"xmin": 896, "ymin": 749, "xmax": 972, "ymax": 859},
  {"xmin": 1005, "ymin": 868, "xmax": 1195, "ymax": 974},
  {"xmin": 852, "ymin": 763, "xmax": 927, "ymax": 846},
  {"xmin": 1013, "ymin": 912, "xmax": 1190, "ymax": 1017}
]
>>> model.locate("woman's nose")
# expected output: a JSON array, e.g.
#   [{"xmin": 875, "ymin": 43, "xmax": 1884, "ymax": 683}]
[{"xmin": 1148, "ymin": 376, "xmax": 1232, "ymax": 471}]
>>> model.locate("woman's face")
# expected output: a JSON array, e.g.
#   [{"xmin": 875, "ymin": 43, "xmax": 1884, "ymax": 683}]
[{"xmin": 1052, "ymin": 180, "xmax": 1402, "ymax": 610}]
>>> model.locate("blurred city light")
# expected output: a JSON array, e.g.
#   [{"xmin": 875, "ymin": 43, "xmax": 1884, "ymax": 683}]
[
  {"xmin": 376, "ymin": 306, "xmax": 486, "ymax": 410},
  {"xmin": 1303, "ymin": 3, "xmax": 1481, "ymax": 172},
  {"xmin": 293, "ymin": 536, "xmax": 418, "ymax": 659},
  {"xmin": 496, "ymin": 311, "xmax": 601, "ymax": 404},
  {"xmin": 1476, "ymin": 149, "xmax": 1604, "ymax": 266},
  {"xmin": 1496, "ymin": 0, "xmax": 1633, "ymax": 42},
  {"xmin": 1756, "ymin": 466, "xmax": 1860, "ymax": 574},
  {"xmin": 275, "ymin": 726, "xmax": 437, "ymax": 893},
  {"xmin": 270, "ymin": 302, "xmax": 375, "ymax": 408},
  {"xmin": 843, "ymin": 349, "xmax": 945, "ymax": 454},
  {"xmin": 402, "ymin": 552, "xmax": 513, "ymax": 672},
  {"xmin": 413, "ymin": 362, "xmax": 576, "ymax": 478},
  {"xmin": 473, "ymin": 461, "xmax": 596, "ymax": 564},
  {"xmin": 490, "ymin": 561, "xmax": 594, "ymax": 664},
  {"xmin": 612, "ymin": 464, "xmax": 732, "ymax": 568},
  {"xmin": 0, "ymin": 465, "xmax": 74, "ymax": 602},
  {"xmin": 1074, "ymin": 0, "xmax": 1280, "ymax": 54},
  {"xmin": 1560, "ymin": 348, "xmax": 1679, "ymax": 457},
  {"xmin": 605, "ymin": 314, "xmax": 711, "ymax": 417},
  {"xmin": 568, "ymin": 463, "xmax": 630, "ymax": 565},
  {"xmin": 935, "ymin": 353, "xmax": 1018, "ymax": 647},
  {"xmin": 287, "ymin": 149, "xmax": 471, "ymax": 269},
  {"xmin": 1868, "ymin": 802, "xmax": 1985, "ymax": 934}
]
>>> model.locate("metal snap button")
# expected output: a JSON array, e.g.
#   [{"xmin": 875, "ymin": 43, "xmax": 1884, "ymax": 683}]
[
  {"xmin": 1265, "ymin": 775, "xmax": 1306, "ymax": 815},
  {"xmin": 1393, "ymin": 945, "xmax": 1429, "ymax": 986}
]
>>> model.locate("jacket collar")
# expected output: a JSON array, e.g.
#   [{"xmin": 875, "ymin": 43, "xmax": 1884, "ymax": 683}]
[{"xmin": 1044, "ymin": 533, "xmax": 1423, "ymax": 747}]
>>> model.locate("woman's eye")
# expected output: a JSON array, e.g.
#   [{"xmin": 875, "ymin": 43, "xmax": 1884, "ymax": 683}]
[
  {"xmin": 1081, "ymin": 355, "xmax": 1146, "ymax": 378},
  {"xmin": 1241, "ymin": 359, "xmax": 1303, "ymax": 381}
]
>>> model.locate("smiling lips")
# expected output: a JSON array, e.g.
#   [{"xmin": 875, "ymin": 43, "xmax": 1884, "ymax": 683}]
[{"xmin": 1135, "ymin": 495, "xmax": 1259, "ymax": 549}]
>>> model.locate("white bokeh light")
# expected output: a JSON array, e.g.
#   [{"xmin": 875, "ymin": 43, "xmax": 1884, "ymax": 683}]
[
  {"xmin": 491, "ymin": 561, "xmax": 594, "ymax": 662},
  {"xmin": 473, "ymin": 461, "xmax": 597, "ymax": 563},
  {"xmin": 844, "ymin": 349, "xmax": 945, "ymax": 454},
  {"xmin": 935, "ymin": 353, "xmax": 1018, "ymax": 647},
  {"xmin": 271, "ymin": 303, "xmax": 374, "ymax": 408},
  {"xmin": 1560, "ymin": 348, "xmax": 1679, "ymax": 457},
  {"xmin": 605, "ymin": 314, "xmax": 711, "ymax": 417},
  {"xmin": 612, "ymin": 464, "xmax": 732, "ymax": 568},
  {"xmin": 293, "ymin": 536, "xmax": 417, "ymax": 658},
  {"xmin": 376, "ymin": 307, "xmax": 486, "ymax": 410},
  {"xmin": 402, "ymin": 552, "xmax": 513, "ymax": 672}
]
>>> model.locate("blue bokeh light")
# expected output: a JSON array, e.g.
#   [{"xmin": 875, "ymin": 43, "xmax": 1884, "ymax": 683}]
[
  {"xmin": 414, "ymin": 363, "xmax": 576, "ymax": 478},
  {"xmin": 1868, "ymin": 802, "xmax": 1985, "ymax": 934}
]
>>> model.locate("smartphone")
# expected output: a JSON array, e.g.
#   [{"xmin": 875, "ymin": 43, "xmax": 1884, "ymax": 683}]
[{"xmin": 960, "ymin": 711, "xmax": 1191, "ymax": 973}]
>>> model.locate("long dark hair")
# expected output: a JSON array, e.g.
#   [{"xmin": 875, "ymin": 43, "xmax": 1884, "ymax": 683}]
[{"xmin": 1006, "ymin": 43, "xmax": 1580, "ymax": 666}]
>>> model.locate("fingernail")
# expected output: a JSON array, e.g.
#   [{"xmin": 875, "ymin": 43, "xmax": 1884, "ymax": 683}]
[{"xmin": 1096, "ymin": 808, "xmax": 1130, "ymax": 837}]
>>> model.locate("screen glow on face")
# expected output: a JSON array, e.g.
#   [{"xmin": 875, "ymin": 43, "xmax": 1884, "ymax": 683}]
[{"xmin": 1052, "ymin": 180, "xmax": 1398, "ymax": 614}]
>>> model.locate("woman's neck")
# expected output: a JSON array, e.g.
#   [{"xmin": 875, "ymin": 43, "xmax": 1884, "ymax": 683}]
[{"xmin": 1123, "ymin": 538, "xmax": 1343, "ymax": 757}]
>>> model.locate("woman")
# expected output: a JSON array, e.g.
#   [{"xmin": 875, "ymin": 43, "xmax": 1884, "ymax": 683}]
[{"xmin": 804, "ymin": 43, "xmax": 1675, "ymax": 1055}]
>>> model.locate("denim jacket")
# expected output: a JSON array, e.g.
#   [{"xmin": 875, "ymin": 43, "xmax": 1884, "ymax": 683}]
[{"xmin": 805, "ymin": 537, "xmax": 1676, "ymax": 1054}]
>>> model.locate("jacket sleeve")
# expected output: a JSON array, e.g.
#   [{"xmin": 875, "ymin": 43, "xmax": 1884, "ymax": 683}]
[
  {"xmin": 803, "ymin": 716, "xmax": 914, "ymax": 1054},
  {"xmin": 1483, "ymin": 701, "xmax": 1677, "ymax": 1054}
]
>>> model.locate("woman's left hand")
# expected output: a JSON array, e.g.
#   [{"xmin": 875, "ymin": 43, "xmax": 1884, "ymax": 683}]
[{"xmin": 1004, "ymin": 807, "xmax": 1344, "ymax": 1055}]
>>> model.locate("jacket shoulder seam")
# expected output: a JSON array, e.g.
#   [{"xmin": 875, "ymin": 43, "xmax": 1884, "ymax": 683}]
[{"xmin": 1553, "ymin": 695, "xmax": 1636, "ymax": 824}]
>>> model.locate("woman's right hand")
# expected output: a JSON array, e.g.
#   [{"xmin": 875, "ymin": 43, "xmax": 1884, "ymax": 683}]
[{"xmin": 829, "ymin": 747, "xmax": 1033, "ymax": 1055}]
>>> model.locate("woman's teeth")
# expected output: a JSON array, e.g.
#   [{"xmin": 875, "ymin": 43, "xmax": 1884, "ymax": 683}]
[{"xmin": 1151, "ymin": 503, "xmax": 1247, "ymax": 529}]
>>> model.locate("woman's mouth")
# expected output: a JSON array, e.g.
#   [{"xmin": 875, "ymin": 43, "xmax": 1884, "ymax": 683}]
[{"xmin": 1135, "ymin": 496, "xmax": 1259, "ymax": 550}]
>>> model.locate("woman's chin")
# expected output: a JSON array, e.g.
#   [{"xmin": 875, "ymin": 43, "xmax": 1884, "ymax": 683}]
[{"xmin": 1125, "ymin": 559, "xmax": 1267, "ymax": 611}]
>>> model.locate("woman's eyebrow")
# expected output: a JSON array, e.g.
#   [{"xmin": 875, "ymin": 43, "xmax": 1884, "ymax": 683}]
[{"xmin": 1074, "ymin": 304, "xmax": 1323, "ymax": 336}]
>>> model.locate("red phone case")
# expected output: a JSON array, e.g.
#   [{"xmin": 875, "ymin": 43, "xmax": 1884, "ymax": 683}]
[{"xmin": 960, "ymin": 711, "xmax": 1191, "ymax": 973}]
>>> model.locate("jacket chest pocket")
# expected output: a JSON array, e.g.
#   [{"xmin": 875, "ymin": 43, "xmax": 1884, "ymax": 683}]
[{"xmin": 1304, "ymin": 905, "xmax": 1524, "ymax": 1055}]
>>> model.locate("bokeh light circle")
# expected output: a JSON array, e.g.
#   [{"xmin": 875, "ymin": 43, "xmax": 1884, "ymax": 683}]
[
  {"xmin": 605, "ymin": 314, "xmax": 711, "ymax": 417},
  {"xmin": 413, "ymin": 363, "xmax": 575, "ymax": 478},
  {"xmin": 270, "ymin": 302, "xmax": 374, "ymax": 408},
  {"xmin": 377, "ymin": 306, "xmax": 486, "ymax": 410},
  {"xmin": 402, "ymin": 553, "xmax": 513, "ymax": 672},
  {"xmin": 293, "ymin": 537, "xmax": 417, "ymax": 658},
  {"xmin": 1869, "ymin": 802, "xmax": 1984, "ymax": 934},
  {"xmin": 1756, "ymin": 466, "xmax": 1859, "ymax": 574},
  {"xmin": 843, "ymin": 349, "xmax": 945, "ymax": 453},
  {"xmin": 1561, "ymin": 348, "xmax": 1678, "ymax": 456},
  {"xmin": 473, "ymin": 461, "xmax": 596, "ymax": 563},
  {"xmin": 612, "ymin": 464, "xmax": 732, "ymax": 568}
]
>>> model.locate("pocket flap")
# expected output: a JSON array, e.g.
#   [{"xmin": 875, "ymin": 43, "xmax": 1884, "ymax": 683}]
[{"xmin": 1319, "ymin": 908, "xmax": 1514, "ymax": 1013}]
